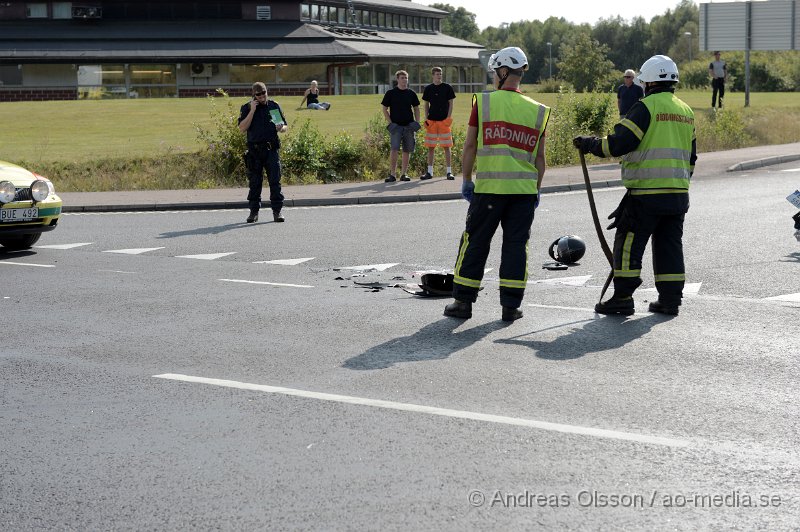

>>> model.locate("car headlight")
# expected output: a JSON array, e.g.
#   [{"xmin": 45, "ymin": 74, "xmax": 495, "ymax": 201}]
[
  {"xmin": 0, "ymin": 181, "xmax": 15, "ymax": 204},
  {"xmin": 31, "ymin": 179, "xmax": 50, "ymax": 202}
]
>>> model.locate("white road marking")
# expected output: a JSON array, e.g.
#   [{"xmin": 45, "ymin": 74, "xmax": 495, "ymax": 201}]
[
  {"xmin": 641, "ymin": 282, "xmax": 702, "ymax": 296},
  {"xmin": 532, "ymin": 275, "xmax": 592, "ymax": 287},
  {"xmin": 35, "ymin": 242, "xmax": 93, "ymax": 249},
  {"xmin": 526, "ymin": 303, "xmax": 650, "ymax": 316},
  {"xmin": 219, "ymin": 278, "xmax": 314, "ymax": 288},
  {"xmin": 153, "ymin": 373, "xmax": 691, "ymax": 448},
  {"xmin": 0, "ymin": 261, "xmax": 55, "ymax": 268},
  {"xmin": 98, "ymin": 269, "xmax": 137, "ymax": 274},
  {"xmin": 177, "ymin": 252, "xmax": 236, "ymax": 260},
  {"xmin": 779, "ymin": 168, "xmax": 800, "ymax": 172},
  {"xmin": 255, "ymin": 257, "xmax": 315, "ymax": 265},
  {"xmin": 337, "ymin": 263, "xmax": 399, "ymax": 272},
  {"xmin": 103, "ymin": 247, "xmax": 165, "ymax": 255},
  {"xmin": 765, "ymin": 292, "xmax": 800, "ymax": 303}
]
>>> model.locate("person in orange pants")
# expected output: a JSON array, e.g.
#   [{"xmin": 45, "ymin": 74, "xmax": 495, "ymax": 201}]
[{"xmin": 420, "ymin": 67, "xmax": 456, "ymax": 180}]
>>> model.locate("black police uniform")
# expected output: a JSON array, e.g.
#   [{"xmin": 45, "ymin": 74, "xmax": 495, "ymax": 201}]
[
  {"xmin": 238, "ymin": 99, "xmax": 286, "ymax": 214},
  {"xmin": 579, "ymin": 86, "xmax": 697, "ymax": 309}
]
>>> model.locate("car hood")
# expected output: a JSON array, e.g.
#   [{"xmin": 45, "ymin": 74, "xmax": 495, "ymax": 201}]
[{"xmin": 0, "ymin": 160, "xmax": 39, "ymax": 186}]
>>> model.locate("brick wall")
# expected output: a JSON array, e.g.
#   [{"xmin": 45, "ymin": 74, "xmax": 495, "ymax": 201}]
[
  {"xmin": 178, "ymin": 87, "xmax": 305, "ymax": 98},
  {"xmin": 0, "ymin": 88, "xmax": 78, "ymax": 102}
]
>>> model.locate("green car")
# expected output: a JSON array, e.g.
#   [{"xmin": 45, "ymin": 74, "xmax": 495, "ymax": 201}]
[{"xmin": 0, "ymin": 160, "xmax": 62, "ymax": 250}]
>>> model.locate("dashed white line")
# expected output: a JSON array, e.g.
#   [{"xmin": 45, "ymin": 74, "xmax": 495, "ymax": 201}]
[
  {"xmin": 218, "ymin": 278, "xmax": 314, "ymax": 288},
  {"xmin": 35, "ymin": 242, "xmax": 93, "ymax": 249},
  {"xmin": 103, "ymin": 247, "xmax": 165, "ymax": 255},
  {"xmin": 0, "ymin": 261, "xmax": 55, "ymax": 268},
  {"xmin": 177, "ymin": 252, "xmax": 237, "ymax": 260},
  {"xmin": 254, "ymin": 257, "xmax": 315, "ymax": 265},
  {"xmin": 153, "ymin": 373, "xmax": 691, "ymax": 448}
]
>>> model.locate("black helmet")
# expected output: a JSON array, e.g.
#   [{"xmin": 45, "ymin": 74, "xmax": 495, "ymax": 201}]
[{"xmin": 548, "ymin": 235, "xmax": 586, "ymax": 264}]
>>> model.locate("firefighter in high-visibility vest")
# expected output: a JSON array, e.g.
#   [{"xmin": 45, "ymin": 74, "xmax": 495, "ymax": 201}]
[
  {"xmin": 574, "ymin": 55, "xmax": 698, "ymax": 316},
  {"xmin": 444, "ymin": 47, "xmax": 551, "ymax": 322}
]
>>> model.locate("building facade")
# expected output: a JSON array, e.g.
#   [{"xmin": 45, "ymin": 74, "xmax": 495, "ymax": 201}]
[{"xmin": 0, "ymin": 0, "xmax": 487, "ymax": 101}]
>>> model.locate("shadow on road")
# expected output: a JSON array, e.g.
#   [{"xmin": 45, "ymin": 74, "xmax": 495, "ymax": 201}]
[
  {"xmin": 331, "ymin": 179, "xmax": 441, "ymax": 195},
  {"xmin": 0, "ymin": 249, "xmax": 37, "ymax": 258},
  {"xmin": 343, "ymin": 317, "xmax": 510, "ymax": 370},
  {"xmin": 782, "ymin": 251, "xmax": 800, "ymax": 263},
  {"xmin": 496, "ymin": 313, "xmax": 672, "ymax": 361},
  {"xmin": 157, "ymin": 222, "xmax": 264, "ymax": 238}
]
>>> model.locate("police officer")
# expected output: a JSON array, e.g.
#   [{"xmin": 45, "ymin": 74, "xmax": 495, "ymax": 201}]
[
  {"xmin": 238, "ymin": 81, "xmax": 288, "ymax": 223},
  {"xmin": 444, "ymin": 47, "xmax": 551, "ymax": 322},
  {"xmin": 574, "ymin": 55, "xmax": 697, "ymax": 316}
]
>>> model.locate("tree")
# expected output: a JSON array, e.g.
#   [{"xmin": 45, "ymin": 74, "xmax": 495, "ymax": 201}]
[
  {"xmin": 430, "ymin": 3, "xmax": 480, "ymax": 42},
  {"xmin": 557, "ymin": 33, "xmax": 615, "ymax": 92}
]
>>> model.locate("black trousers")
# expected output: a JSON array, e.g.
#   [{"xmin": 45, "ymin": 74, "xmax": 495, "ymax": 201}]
[
  {"xmin": 610, "ymin": 193, "xmax": 689, "ymax": 305},
  {"xmin": 452, "ymin": 193, "xmax": 536, "ymax": 309},
  {"xmin": 711, "ymin": 78, "xmax": 725, "ymax": 108},
  {"xmin": 246, "ymin": 144, "xmax": 284, "ymax": 212}
]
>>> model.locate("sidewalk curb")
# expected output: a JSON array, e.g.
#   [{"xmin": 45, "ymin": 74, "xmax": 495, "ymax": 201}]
[
  {"xmin": 727, "ymin": 154, "xmax": 800, "ymax": 172},
  {"xmin": 60, "ymin": 180, "xmax": 626, "ymax": 213}
]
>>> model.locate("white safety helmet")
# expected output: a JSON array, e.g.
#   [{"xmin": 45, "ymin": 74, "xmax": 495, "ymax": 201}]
[
  {"xmin": 636, "ymin": 55, "xmax": 679, "ymax": 85},
  {"xmin": 488, "ymin": 47, "xmax": 529, "ymax": 72}
]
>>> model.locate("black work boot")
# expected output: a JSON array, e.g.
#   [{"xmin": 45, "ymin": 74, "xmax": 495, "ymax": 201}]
[
  {"xmin": 594, "ymin": 295, "xmax": 635, "ymax": 316},
  {"xmin": 273, "ymin": 210, "xmax": 285, "ymax": 222},
  {"xmin": 648, "ymin": 300, "xmax": 679, "ymax": 315},
  {"xmin": 444, "ymin": 300, "xmax": 472, "ymax": 319},
  {"xmin": 501, "ymin": 306, "xmax": 523, "ymax": 322},
  {"xmin": 246, "ymin": 209, "xmax": 259, "ymax": 223}
]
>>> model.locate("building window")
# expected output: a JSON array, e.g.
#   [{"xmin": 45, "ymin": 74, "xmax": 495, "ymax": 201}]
[
  {"xmin": 300, "ymin": 3, "xmax": 310, "ymax": 20},
  {"xmin": 278, "ymin": 63, "xmax": 326, "ymax": 83},
  {"xmin": 0, "ymin": 65, "xmax": 23, "ymax": 86},
  {"xmin": 52, "ymin": 2, "xmax": 71, "ymax": 19},
  {"xmin": 230, "ymin": 64, "xmax": 278, "ymax": 84},
  {"xmin": 256, "ymin": 5, "xmax": 271, "ymax": 20},
  {"xmin": 26, "ymin": 3, "xmax": 47, "ymax": 18},
  {"xmin": 310, "ymin": 4, "xmax": 319, "ymax": 21},
  {"xmin": 319, "ymin": 5, "xmax": 328, "ymax": 22},
  {"xmin": 338, "ymin": 6, "xmax": 346, "ymax": 24}
]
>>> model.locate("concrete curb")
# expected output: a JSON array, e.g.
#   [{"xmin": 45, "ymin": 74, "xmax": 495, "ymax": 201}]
[
  {"xmin": 60, "ymin": 180, "xmax": 627, "ymax": 213},
  {"xmin": 727, "ymin": 154, "xmax": 800, "ymax": 172}
]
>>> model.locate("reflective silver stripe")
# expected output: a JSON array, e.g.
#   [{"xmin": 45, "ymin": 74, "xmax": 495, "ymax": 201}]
[
  {"xmin": 478, "ymin": 146, "xmax": 540, "ymax": 164},
  {"xmin": 622, "ymin": 167, "xmax": 691, "ymax": 179},
  {"xmin": 619, "ymin": 118, "xmax": 644, "ymax": 139},
  {"xmin": 624, "ymin": 147, "xmax": 691, "ymax": 164},
  {"xmin": 477, "ymin": 171, "xmax": 538, "ymax": 180},
  {"xmin": 482, "ymin": 92, "xmax": 491, "ymax": 122},
  {"xmin": 534, "ymin": 104, "xmax": 546, "ymax": 132}
]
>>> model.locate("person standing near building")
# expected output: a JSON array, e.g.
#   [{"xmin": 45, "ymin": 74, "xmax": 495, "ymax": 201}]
[
  {"xmin": 238, "ymin": 81, "xmax": 288, "ymax": 223},
  {"xmin": 381, "ymin": 70, "xmax": 421, "ymax": 182},
  {"xmin": 443, "ymin": 47, "xmax": 550, "ymax": 322},
  {"xmin": 573, "ymin": 55, "xmax": 697, "ymax": 316},
  {"xmin": 420, "ymin": 67, "xmax": 456, "ymax": 180},
  {"xmin": 709, "ymin": 51, "xmax": 727, "ymax": 109},
  {"xmin": 617, "ymin": 69, "xmax": 644, "ymax": 117},
  {"xmin": 299, "ymin": 80, "xmax": 331, "ymax": 110}
]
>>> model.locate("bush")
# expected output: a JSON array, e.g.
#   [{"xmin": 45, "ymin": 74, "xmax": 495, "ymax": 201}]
[
  {"xmin": 546, "ymin": 88, "xmax": 616, "ymax": 166},
  {"xmin": 193, "ymin": 89, "xmax": 248, "ymax": 183},
  {"xmin": 695, "ymin": 108, "xmax": 752, "ymax": 151},
  {"xmin": 281, "ymin": 118, "xmax": 327, "ymax": 184}
]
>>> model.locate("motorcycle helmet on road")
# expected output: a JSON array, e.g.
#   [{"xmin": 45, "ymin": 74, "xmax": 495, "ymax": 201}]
[{"xmin": 548, "ymin": 235, "xmax": 586, "ymax": 264}]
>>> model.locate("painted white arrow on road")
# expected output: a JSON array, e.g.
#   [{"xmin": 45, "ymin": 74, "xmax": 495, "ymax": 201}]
[
  {"xmin": 254, "ymin": 257, "xmax": 315, "ymax": 265},
  {"xmin": 103, "ymin": 247, "xmax": 165, "ymax": 255},
  {"xmin": 337, "ymin": 263, "xmax": 399, "ymax": 272},
  {"xmin": 765, "ymin": 292, "xmax": 800, "ymax": 302},
  {"xmin": 35, "ymin": 242, "xmax": 93, "ymax": 249},
  {"xmin": 641, "ymin": 282, "xmax": 702, "ymax": 296},
  {"xmin": 177, "ymin": 252, "xmax": 237, "ymax": 260},
  {"xmin": 532, "ymin": 275, "xmax": 592, "ymax": 287}
]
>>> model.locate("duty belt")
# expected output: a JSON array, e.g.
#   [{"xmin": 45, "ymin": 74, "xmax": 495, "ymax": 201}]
[{"xmin": 249, "ymin": 141, "xmax": 274, "ymax": 151}]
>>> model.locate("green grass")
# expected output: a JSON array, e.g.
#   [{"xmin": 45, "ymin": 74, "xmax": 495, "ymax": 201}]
[{"xmin": 3, "ymin": 89, "xmax": 800, "ymax": 164}]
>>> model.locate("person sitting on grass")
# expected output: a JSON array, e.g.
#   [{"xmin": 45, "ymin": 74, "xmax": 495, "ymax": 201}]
[{"xmin": 299, "ymin": 80, "xmax": 331, "ymax": 110}]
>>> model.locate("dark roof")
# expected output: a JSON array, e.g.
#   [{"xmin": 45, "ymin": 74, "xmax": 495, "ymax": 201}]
[{"xmin": 0, "ymin": 20, "xmax": 483, "ymax": 64}]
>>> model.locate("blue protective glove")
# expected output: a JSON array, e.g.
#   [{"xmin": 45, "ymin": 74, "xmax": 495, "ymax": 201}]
[
  {"xmin": 461, "ymin": 180, "xmax": 475, "ymax": 203},
  {"xmin": 534, "ymin": 192, "xmax": 541, "ymax": 209}
]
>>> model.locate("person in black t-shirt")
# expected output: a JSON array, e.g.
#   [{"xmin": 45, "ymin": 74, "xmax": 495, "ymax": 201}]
[
  {"xmin": 617, "ymin": 69, "xmax": 644, "ymax": 117},
  {"xmin": 299, "ymin": 80, "xmax": 331, "ymax": 110},
  {"xmin": 420, "ymin": 67, "xmax": 456, "ymax": 180},
  {"xmin": 238, "ymin": 81, "xmax": 289, "ymax": 223},
  {"xmin": 380, "ymin": 70, "xmax": 420, "ymax": 182}
]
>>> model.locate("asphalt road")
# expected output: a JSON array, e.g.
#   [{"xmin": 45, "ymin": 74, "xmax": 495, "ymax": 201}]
[{"xmin": 1, "ymin": 163, "xmax": 799, "ymax": 530}]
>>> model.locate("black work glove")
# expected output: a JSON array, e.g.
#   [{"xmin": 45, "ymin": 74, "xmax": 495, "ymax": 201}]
[
  {"xmin": 606, "ymin": 191, "xmax": 631, "ymax": 230},
  {"xmin": 572, "ymin": 135, "xmax": 597, "ymax": 154}
]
